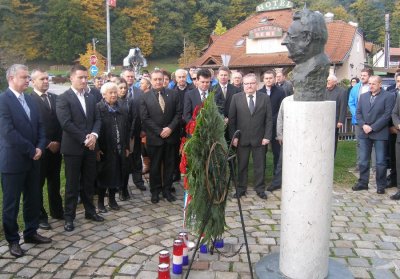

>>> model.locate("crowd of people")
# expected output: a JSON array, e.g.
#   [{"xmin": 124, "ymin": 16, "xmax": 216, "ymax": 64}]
[{"xmin": 1, "ymin": 62, "xmax": 399, "ymax": 258}]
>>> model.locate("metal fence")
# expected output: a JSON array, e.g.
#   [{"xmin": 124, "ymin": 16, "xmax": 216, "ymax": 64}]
[{"xmin": 338, "ymin": 114, "xmax": 356, "ymax": 141}]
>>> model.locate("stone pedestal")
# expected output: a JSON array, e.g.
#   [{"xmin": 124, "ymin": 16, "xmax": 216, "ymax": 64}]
[{"xmin": 256, "ymin": 101, "xmax": 352, "ymax": 279}]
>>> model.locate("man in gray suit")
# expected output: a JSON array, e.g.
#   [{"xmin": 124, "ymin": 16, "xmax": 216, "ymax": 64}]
[
  {"xmin": 229, "ymin": 74, "xmax": 272, "ymax": 199},
  {"xmin": 353, "ymin": 76, "xmax": 395, "ymax": 194}
]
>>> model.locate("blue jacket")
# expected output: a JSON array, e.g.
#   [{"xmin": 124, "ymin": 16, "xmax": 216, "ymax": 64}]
[
  {"xmin": 348, "ymin": 82, "xmax": 362, "ymax": 125},
  {"xmin": 0, "ymin": 89, "xmax": 46, "ymax": 173}
]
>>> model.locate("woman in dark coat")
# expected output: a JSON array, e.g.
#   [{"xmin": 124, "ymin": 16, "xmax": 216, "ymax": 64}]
[{"xmin": 97, "ymin": 82, "xmax": 130, "ymax": 212}]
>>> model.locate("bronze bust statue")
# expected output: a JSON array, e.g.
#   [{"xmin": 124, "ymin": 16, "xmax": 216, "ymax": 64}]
[{"xmin": 282, "ymin": 9, "xmax": 330, "ymax": 101}]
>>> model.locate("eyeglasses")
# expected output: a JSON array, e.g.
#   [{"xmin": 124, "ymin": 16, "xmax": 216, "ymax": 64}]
[
  {"xmin": 192, "ymin": 78, "xmax": 197, "ymax": 80},
  {"xmin": 243, "ymin": 82, "xmax": 256, "ymax": 86}
]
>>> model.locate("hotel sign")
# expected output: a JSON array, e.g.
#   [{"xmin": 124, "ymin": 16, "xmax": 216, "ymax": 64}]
[
  {"xmin": 249, "ymin": 26, "xmax": 283, "ymax": 39},
  {"xmin": 256, "ymin": 0, "xmax": 293, "ymax": 12}
]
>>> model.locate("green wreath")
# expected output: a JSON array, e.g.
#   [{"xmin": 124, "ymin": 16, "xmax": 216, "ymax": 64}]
[{"xmin": 184, "ymin": 92, "xmax": 229, "ymax": 244}]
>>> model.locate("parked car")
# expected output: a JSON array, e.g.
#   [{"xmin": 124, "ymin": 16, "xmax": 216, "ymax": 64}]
[{"xmin": 382, "ymin": 77, "xmax": 395, "ymax": 91}]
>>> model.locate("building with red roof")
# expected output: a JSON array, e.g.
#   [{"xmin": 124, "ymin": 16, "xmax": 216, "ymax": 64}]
[{"xmin": 189, "ymin": 0, "xmax": 367, "ymax": 82}]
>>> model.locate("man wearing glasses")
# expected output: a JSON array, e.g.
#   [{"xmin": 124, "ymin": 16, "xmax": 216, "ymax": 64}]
[{"xmin": 229, "ymin": 74, "xmax": 272, "ymax": 200}]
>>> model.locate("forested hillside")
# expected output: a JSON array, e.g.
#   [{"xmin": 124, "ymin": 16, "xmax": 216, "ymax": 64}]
[{"xmin": 0, "ymin": 0, "xmax": 399, "ymax": 65}]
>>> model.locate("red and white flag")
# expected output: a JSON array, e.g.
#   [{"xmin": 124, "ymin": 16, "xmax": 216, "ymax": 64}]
[{"xmin": 108, "ymin": 0, "xmax": 116, "ymax": 8}]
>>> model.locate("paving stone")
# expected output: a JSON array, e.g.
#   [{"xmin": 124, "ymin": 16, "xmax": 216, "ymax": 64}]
[
  {"xmin": 118, "ymin": 263, "xmax": 141, "ymax": 275},
  {"xmin": 63, "ymin": 260, "xmax": 83, "ymax": 270},
  {"xmin": 127, "ymin": 255, "xmax": 148, "ymax": 264},
  {"xmin": 331, "ymin": 248, "xmax": 356, "ymax": 257},
  {"xmin": 370, "ymin": 269, "xmax": 397, "ymax": 279},
  {"xmin": 94, "ymin": 266, "xmax": 115, "ymax": 276},
  {"xmin": 348, "ymin": 266, "xmax": 371, "ymax": 278},
  {"xmin": 210, "ymin": 261, "xmax": 229, "ymax": 271},
  {"xmin": 139, "ymin": 244, "xmax": 164, "ymax": 255},
  {"xmin": 347, "ymin": 257, "xmax": 370, "ymax": 267},
  {"xmin": 75, "ymin": 266, "xmax": 97, "ymax": 276},
  {"xmin": 104, "ymin": 257, "xmax": 126, "ymax": 267},
  {"xmin": 32, "ymin": 273, "xmax": 53, "ymax": 279},
  {"xmin": 3, "ymin": 263, "xmax": 24, "ymax": 273},
  {"xmin": 16, "ymin": 267, "xmax": 38, "ymax": 278},
  {"xmin": 53, "ymin": 269, "xmax": 74, "ymax": 279}
]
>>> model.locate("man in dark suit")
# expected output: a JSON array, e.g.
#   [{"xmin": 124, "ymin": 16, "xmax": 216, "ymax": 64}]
[
  {"xmin": 31, "ymin": 69, "xmax": 64, "ymax": 230},
  {"xmin": 258, "ymin": 70, "xmax": 286, "ymax": 175},
  {"xmin": 353, "ymin": 76, "xmax": 395, "ymax": 194},
  {"xmin": 229, "ymin": 73, "xmax": 272, "ymax": 200},
  {"xmin": 183, "ymin": 69, "xmax": 211, "ymax": 123},
  {"xmin": 0, "ymin": 64, "xmax": 51, "ymax": 258},
  {"xmin": 56, "ymin": 65, "xmax": 103, "ymax": 232},
  {"xmin": 214, "ymin": 66, "xmax": 241, "ymax": 140},
  {"xmin": 121, "ymin": 68, "xmax": 146, "ymax": 195},
  {"xmin": 141, "ymin": 70, "xmax": 182, "ymax": 203}
]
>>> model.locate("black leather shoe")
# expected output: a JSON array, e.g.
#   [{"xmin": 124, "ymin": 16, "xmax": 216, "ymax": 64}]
[
  {"xmin": 377, "ymin": 189, "xmax": 385, "ymax": 194},
  {"xmin": 119, "ymin": 190, "xmax": 131, "ymax": 201},
  {"xmin": 257, "ymin": 192, "xmax": 268, "ymax": 200},
  {"xmin": 108, "ymin": 199, "xmax": 120, "ymax": 210},
  {"xmin": 97, "ymin": 202, "xmax": 107, "ymax": 213},
  {"xmin": 163, "ymin": 192, "xmax": 176, "ymax": 202},
  {"xmin": 9, "ymin": 243, "xmax": 24, "ymax": 258},
  {"xmin": 24, "ymin": 233, "xmax": 52, "ymax": 244},
  {"xmin": 386, "ymin": 182, "xmax": 397, "ymax": 188},
  {"xmin": 267, "ymin": 185, "xmax": 281, "ymax": 192},
  {"xmin": 85, "ymin": 213, "xmax": 104, "ymax": 222},
  {"xmin": 136, "ymin": 184, "xmax": 146, "ymax": 191},
  {"xmin": 390, "ymin": 191, "xmax": 400, "ymax": 200},
  {"xmin": 151, "ymin": 194, "xmax": 160, "ymax": 204},
  {"xmin": 352, "ymin": 184, "xmax": 368, "ymax": 191},
  {"xmin": 170, "ymin": 186, "xmax": 176, "ymax": 193},
  {"xmin": 233, "ymin": 192, "xmax": 246, "ymax": 198},
  {"xmin": 39, "ymin": 221, "xmax": 51, "ymax": 230},
  {"xmin": 64, "ymin": 221, "xmax": 74, "ymax": 232}
]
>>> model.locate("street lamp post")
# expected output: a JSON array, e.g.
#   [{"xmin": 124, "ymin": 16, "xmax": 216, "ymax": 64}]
[{"xmin": 106, "ymin": 0, "xmax": 111, "ymax": 73}]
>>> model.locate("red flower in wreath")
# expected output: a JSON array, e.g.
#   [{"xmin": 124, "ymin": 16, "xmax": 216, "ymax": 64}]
[
  {"xmin": 180, "ymin": 152, "xmax": 187, "ymax": 174},
  {"xmin": 192, "ymin": 104, "xmax": 202, "ymax": 120},
  {"xmin": 183, "ymin": 176, "xmax": 189, "ymax": 190},
  {"xmin": 185, "ymin": 120, "xmax": 196, "ymax": 135},
  {"xmin": 180, "ymin": 137, "xmax": 187, "ymax": 153}
]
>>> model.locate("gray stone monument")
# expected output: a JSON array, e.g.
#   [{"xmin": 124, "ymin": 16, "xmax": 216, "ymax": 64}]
[{"xmin": 255, "ymin": 9, "xmax": 353, "ymax": 279}]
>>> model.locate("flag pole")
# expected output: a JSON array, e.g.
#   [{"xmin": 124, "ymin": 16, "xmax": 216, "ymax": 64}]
[{"xmin": 106, "ymin": 0, "xmax": 112, "ymax": 73}]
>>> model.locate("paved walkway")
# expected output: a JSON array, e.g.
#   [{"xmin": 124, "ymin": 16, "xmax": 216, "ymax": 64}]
[{"xmin": 0, "ymin": 178, "xmax": 399, "ymax": 279}]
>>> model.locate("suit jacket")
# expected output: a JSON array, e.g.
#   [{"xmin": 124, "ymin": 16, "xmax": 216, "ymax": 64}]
[
  {"xmin": 31, "ymin": 91, "xmax": 62, "ymax": 145},
  {"xmin": 140, "ymin": 88, "xmax": 182, "ymax": 146},
  {"xmin": 229, "ymin": 92, "xmax": 272, "ymax": 147},
  {"xmin": 183, "ymin": 88, "xmax": 203, "ymax": 123},
  {"xmin": 88, "ymin": 87, "xmax": 103, "ymax": 103},
  {"xmin": 391, "ymin": 89, "xmax": 400, "ymax": 142},
  {"xmin": 129, "ymin": 87, "xmax": 143, "ymax": 138},
  {"xmin": 277, "ymin": 80, "xmax": 294, "ymax": 96},
  {"xmin": 56, "ymin": 88, "xmax": 101, "ymax": 155},
  {"xmin": 0, "ymin": 89, "xmax": 46, "ymax": 173},
  {"xmin": 214, "ymin": 83, "xmax": 240, "ymax": 118},
  {"xmin": 258, "ymin": 84, "xmax": 286, "ymax": 126},
  {"xmin": 356, "ymin": 88, "xmax": 395, "ymax": 140}
]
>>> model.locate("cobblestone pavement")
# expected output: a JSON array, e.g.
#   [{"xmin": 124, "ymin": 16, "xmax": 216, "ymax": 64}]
[{"xmin": 0, "ymin": 178, "xmax": 399, "ymax": 279}]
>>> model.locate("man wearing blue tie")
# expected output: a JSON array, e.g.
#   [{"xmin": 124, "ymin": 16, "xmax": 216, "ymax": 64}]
[{"xmin": 0, "ymin": 64, "xmax": 51, "ymax": 258}]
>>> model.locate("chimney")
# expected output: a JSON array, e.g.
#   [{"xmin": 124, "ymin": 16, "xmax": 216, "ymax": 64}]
[
  {"xmin": 324, "ymin": 12, "xmax": 334, "ymax": 23},
  {"xmin": 348, "ymin": 21, "xmax": 359, "ymax": 27}
]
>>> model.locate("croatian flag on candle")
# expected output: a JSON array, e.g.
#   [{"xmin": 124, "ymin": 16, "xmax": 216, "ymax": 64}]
[{"xmin": 172, "ymin": 240, "xmax": 183, "ymax": 274}]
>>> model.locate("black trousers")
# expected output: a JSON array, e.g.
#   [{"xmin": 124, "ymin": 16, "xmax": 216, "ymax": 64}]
[
  {"xmin": 269, "ymin": 127, "xmax": 280, "ymax": 174},
  {"xmin": 1, "ymin": 161, "xmax": 40, "ymax": 244},
  {"xmin": 147, "ymin": 143, "xmax": 176, "ymax": 195},
  {"xmin": 271, "ymin": 145, "xmax": 283, "ymax": 187},
  {"xmin": 388, "ymin": 133, "xmax": 397, "ymax": 184},
  {"xmin": 131, "ymin": 135, "xmax": 144, "ymax": 187},
  {"xmin": 63, "ymin": 149, "xmax": 97, "ymax": 222},
  {"xmin": 39, "ymin": 150, "xmax": 63, "ymax": 221}
]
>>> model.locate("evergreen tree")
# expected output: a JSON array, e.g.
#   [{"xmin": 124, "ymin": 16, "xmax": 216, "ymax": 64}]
[
  {"xmin": 391, "ymin": 0, "xmax": 400, "ymax": 47},
  {"xmin": 190, "ymin": 12, "xmax": 211, "ymax": 50},
  {"xmin": 178, "ymin": 42, "xmax": 200, "ymax": 67},
  {"xmin": 43, "ymin": 0, "xmax": 93, "ymax": 63},
  {"xmin": 213, "ymin": 19, "xmax": 228, "ymax": 35}
]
